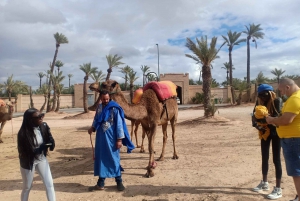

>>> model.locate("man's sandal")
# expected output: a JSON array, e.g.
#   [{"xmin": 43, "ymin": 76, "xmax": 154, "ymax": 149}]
[{"xmin": 88, "ymin": 185, "xmax": 104, "ymax": 191}]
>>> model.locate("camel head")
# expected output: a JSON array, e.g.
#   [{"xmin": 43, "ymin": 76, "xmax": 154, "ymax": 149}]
[
  {"xmin": 100, "ymin": 80, "xmax": 122, "ymax": 94},
  {"xmin": 88, "ymin": 82, "xmax": 100, "ymax": 92}
]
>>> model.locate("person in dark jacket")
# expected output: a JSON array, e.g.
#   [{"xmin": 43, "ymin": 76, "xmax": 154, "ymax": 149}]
[
  {"xmin": 252, "ymin": 84, "xmax": 283, "ymax": 199},
  {"xmin": 17, "ymin": 108, "xmax": 56, "ymax": 201}
]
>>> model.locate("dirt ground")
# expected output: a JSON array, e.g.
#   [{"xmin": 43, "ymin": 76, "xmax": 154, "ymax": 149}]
[{"xmin": 0, "ymin": 104, "xmax": 297, "ymax": 201}]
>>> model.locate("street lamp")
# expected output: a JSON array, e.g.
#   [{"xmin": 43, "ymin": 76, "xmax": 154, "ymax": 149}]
[{"xmin": 156, "ymin": 44, "xmax": 160, "ymax": 81}]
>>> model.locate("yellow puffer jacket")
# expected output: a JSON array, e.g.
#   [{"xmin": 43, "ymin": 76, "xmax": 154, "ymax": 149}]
[{"xmin": 254, "ymin": 105, "xmax": 270, "ymax": 141}]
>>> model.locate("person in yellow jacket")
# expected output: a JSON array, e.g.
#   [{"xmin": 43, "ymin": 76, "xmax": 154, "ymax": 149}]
[
  {"xmin": 252, "ymin": 84, "xmax": 283, "ymax": 200},
  {"xmin": 267, "ymin": 78, "xmax": 300, "ymax": 201}
]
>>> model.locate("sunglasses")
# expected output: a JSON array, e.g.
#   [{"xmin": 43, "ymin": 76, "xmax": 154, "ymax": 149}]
[
  {"xmin": 258, "ymin": 92, "xmax": 270, "ymax": 98},
  {"xmin": 32, "ymin": 113, "xmax": 45, "ymax": 119}
]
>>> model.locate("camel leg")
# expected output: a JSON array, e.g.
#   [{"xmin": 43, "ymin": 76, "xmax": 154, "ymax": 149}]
[
  {"xmin": 130, "ymin": 120, "xmax": 134, "ymax": 143},
  {"xmin": 157, "ymin": 123, "xmax": 168, "ymax": 161},
  {"xmin": 134, "ymin": 121, "xmax": 141, "ymax": 148},
  {"xmin": 0, "ymin": 130, "xmax": 3, "ymax": 143},
  {"xmin": 0, "ymin": 121, "xmax": 6, "ymax": 143},
  {"xmin": 145, "ymin": 124, "xmax": 157, "ymax": 178},
  {"xmin": 170, "ymin": 118, "xmax": 179, "ymax": 159},
  {"xmin": 140, "ymin": 127, "xmax": 146, "ymax": 153}
]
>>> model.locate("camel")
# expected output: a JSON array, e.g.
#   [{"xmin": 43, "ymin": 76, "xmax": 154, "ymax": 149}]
[
  {"xmin": 90, "ymin": 80, "xmax": 179, "ymax": 177},
  {"xmin": 0, "ymin": 100, "xmax": 14, "ymax": 143}
]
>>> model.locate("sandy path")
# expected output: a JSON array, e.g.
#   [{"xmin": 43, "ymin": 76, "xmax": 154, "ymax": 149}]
[{"xmin": 0, "ymin": 104, "xmax": 296, "ymax": 201}]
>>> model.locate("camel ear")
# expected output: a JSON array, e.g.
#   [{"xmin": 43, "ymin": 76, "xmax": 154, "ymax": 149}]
[{"xmin": 112, "ymin": 81, "xmax": 118, "ymax": 88}]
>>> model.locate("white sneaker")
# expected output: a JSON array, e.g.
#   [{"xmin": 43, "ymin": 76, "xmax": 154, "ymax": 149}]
[
  {"xmin": 290, "ymin": 195, "xmax": 299, "ymax": 201},
  {"xmin": 252, "ymin": 180, "xmax": 269, "ymax": 192},
  {"xmin": 267, "ymin": 187, "xmax": 282, "ymax": 199}
]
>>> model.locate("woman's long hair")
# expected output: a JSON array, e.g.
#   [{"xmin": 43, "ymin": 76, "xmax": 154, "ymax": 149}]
[
  {"xmin": 257, "ymin": 91, "xmax": 279, "ymax": 116},
  {"xmin": 18, "ymin": 108, "xmax": 39, "ymax": 159}
]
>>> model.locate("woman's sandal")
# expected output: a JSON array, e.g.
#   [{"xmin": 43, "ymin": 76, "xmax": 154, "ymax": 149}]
[{"xmin": 88, "ymin": 185, "xmax": 104, "ymax": 191}]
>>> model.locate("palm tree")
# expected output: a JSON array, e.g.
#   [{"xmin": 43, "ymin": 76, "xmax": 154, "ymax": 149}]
[
  {"xmin": 0, "ymin": 74, "xmax": 27, "ymax": 101},
  {"xmin": 90, "ymin": 70, "xmax": 106, "ymax": 102},
  {"xmin": 54, "ymin": 60, "xmax": 64, "ymax": 75},
  {"xmin": 222, "ymin": 31, "xmax": 245, "ymax": 85},
  {"xmin": 243, "ymin": 24, "xmax": 264, "ymax": 102},
  {"xmin": 140, "ymin": 65, "xmax": 150, "ymax": 86},
  {"xmin": 47, "ymin": 32, "xmax": 68, "ymax": 112},
  {"xmin": 128, "ymin": 69, "xmax": 139, "ymax": 103},
  {"xmin": 79, "ymin": 63, "xmax": 98, "ymax": 113},
  {"xmin": 50, "ymin": 71, "xmax": 65, "ymax": 111},
  {"xmin": 37, "ymin": 72, "xmax": 46, "ymax": 89},
  {"xmin": 256, "ymin": 71, "xmax": 269, "ymax": 85},
  {"xmin": 119, "ymin": 65, "xmax": 132, "ymax": 90},
  {"xmin": 271, "ymin": 68, "xmax": 286, "ymax": 85},
  {"xmin": 67, "ymin": 74, "xmax": 73, "ymax": 88},
  {"xmin": 222, "ymin": 31, "xmax": 245, "ymax": 104},
  {"xmin": 147, "ymin": 73, "xmax": 157, "ymax": 82},
  {"xmin": 105, "ymin": 54, "xmax": 124, "ymax": 81},
  {"xmin": 221, "ymin": 62, "xmax": 235, "ymax": 86},
  {"xmin": 185, "ymin": 36, "xmax": 225, "ymax": 117}
]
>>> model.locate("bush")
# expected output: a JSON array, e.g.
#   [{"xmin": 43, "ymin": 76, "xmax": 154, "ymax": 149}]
[{"xmin": 191, "ymin": 92, "xmax": 204, "ymax": 104}]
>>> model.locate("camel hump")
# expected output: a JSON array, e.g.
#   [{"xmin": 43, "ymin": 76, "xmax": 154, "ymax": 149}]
[{"xmin": 143, "ymin": 81, "xmax": 177, "ymax": 101}]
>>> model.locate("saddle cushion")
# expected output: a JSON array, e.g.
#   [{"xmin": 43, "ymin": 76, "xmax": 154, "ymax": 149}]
[
  {"xmin": 143, "ymin": 81, "xmax": 177, "ymax": 101},
  {"xmin": 0, "ymin": 99, "xmax": 6, "ymax": 107},
  {"xmin": 132, "ymin": 88, "xmax": 143, "ymax": 104}
]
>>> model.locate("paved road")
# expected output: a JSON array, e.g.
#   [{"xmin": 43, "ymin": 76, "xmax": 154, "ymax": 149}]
[{"xmin": 13, "ymin": 103, "xmax": 231, "ymax": 118}]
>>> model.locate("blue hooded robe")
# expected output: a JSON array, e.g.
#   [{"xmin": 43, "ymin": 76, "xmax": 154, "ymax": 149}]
[{"xmin": 92, "ymin": 101, "xmax": 135, "ymax": 177}]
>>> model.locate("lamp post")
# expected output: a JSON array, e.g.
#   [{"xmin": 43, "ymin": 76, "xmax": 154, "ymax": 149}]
[{"xmin": 156, "ymin": 44, "xmax": 160, "ymax": 81}]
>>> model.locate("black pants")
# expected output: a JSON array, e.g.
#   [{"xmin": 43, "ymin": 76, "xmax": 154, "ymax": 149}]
[{"xmin": 261, "ymin": 129, "xmax": 282, "ymax": 179}]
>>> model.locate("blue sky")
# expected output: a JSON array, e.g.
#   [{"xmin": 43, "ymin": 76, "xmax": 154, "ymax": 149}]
[{"xmin": 0, "ymin": 0, "xmax": 299, "ymax": 90}]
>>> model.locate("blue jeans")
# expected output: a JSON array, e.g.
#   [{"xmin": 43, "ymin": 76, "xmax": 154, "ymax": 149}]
[
  {"xmin": 281, "ymin": 138, "xmax": 300, "ymax": 176},
  {"xmin": 97, "ymin": 175, "xmax": 122, "ymax": 187}
]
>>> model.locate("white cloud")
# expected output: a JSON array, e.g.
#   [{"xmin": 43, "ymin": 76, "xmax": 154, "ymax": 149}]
[{"xmin": 0, "ymin": 0, "xmax": 299, "ymax": 90}]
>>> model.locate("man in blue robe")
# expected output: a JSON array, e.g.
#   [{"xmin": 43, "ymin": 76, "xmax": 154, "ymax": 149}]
[{"xmin": 88, "ymin": 90, "xmax": 135, "ymax": 191}]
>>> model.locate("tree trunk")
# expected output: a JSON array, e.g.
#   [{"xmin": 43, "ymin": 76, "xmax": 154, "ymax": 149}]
[
  {"xmin": 246, "ymin": 37, "xmax": 251, "ymax": 102},
  {"xmin": 51, "ymin": 86, "xmax": 57, "ymax": 111},
  {"xmin": 30, "ymin": 86, "xmax": 34, "ymax": 108},
  {"xmin": 229, "ymin": 47, "xmax": 236, "ymax": 104},
  {"xmin": 105, "ymin": 68, "xmax": 112, "ymax": 81},
  {"xmin": 83, "ymin": 76, "xmax": 88, "ymax": 113},
  {"xmin": 129, "ymin": 84, "xmax": 134, "ymax": 103},
  {"xmin": 202, "ymin": 65, "xmax": 212, "ymax": 117},
  {"xmin": 55, "ymin": 95, "xmax": 60, "ymax": 112},
  {"xmin": 8, "ymin": 92, "xmax": 11, "ymax": 101},
  {"xmin": 231, "ymin": 86, "xmax": 236, "ymax": 105},
  {"xmin": 40, "ymin": 78, "xmax": 42, "ymax": 89},
  {"xmin": 47, "ymin": 45, "xmax": 59, "ymax": 112},
  {"xmin": 40, "ymin": 96, "xmax": 47, "ymax": 112}
]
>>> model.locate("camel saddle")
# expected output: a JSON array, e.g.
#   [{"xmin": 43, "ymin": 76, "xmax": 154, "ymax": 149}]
[{"xmin": 132, "ymin": 81, "xmax": 177, "ymax": 103}]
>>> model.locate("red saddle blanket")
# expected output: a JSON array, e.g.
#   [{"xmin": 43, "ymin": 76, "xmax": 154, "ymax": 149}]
[{"xmin": 143, "ymin": 81, "xmax": 177, "ymax": 102}]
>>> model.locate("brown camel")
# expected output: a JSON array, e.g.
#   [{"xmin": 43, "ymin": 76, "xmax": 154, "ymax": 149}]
[
  {"xmin": 0, "ymin": 100, "xmax": 14, "ymax": 143},
  {"xmin": 90, "ymin": 80, "xmax": 179, "ymax": 177}
]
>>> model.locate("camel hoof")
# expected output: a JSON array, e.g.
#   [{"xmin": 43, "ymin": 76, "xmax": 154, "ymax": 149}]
[
  {"xmin": 145, "ymin": 169, "xmax": 155, "ymax": 178},
  {"xmin": 156, "ymin": 157, "xmax": 164, "ymax": 161},
  {"xmin": 172, "ymin": 155, "xmax": 179, "ymax": 159},
  {"xmin": 136, "ymin": 145, "xmax": 141, "ymax": 148},
  {"xmin": 140, "ymin": 149, "xmax": 145, "ymax": 153},
  {"xmin": 0, "ymin": 140, "xmax": 3, "ymax": 143}
]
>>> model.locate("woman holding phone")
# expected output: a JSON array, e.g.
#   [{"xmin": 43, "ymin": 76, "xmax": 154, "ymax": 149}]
[{"xmin": 17, "ymin": 108, "xmax": 56, "ymax": 201}]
